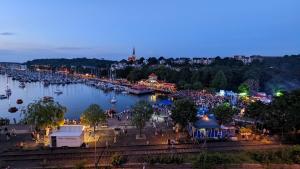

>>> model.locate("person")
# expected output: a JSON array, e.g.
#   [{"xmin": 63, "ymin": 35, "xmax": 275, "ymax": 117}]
[
  {"xmin": 6, "ymin": 132, "xmax": 10, "ymax": 141},
  {"xmin": 105, "ymin": 140, "xmax": 108, "ymax": 148},
  {"xmin": 20, "ymin": 141, "xmax": 24, "ymax": 149},
  {"xmin": 11, "ymin": 128, "xmax": 16, "ymax": 136}
]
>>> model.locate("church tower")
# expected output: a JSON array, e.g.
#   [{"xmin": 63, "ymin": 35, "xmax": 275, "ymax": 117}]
[{"xmin": 128, "ymin": 47, "xmax": 137, "ymax": 62}]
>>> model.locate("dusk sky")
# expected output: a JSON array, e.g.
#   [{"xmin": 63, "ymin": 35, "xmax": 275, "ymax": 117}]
[{"xmin": 0, "ymin": 0, "xmax": 300, "ymax": 62}]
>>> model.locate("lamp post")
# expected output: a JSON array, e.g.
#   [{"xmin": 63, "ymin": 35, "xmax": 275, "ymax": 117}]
[{"xmin": 93, "ymin": 132, "xmax": 97, "ymax": 169}]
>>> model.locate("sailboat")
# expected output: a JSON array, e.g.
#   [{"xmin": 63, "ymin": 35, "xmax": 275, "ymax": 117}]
[
  {"xmin": 109, "ymin": 65, "xmax": 117, "ymax": 104},
  {"xmin": 110, "ymin": 95, "xmax": 117, "ymax": 104},
  {"xmin": 5, "ymin": 75, "xmax": 12, "ymax": 96},
  {"xmin": 54, "ymin": 89, "xmax": 63, "ymax": 95},
  {"xmin": 19, "ymin": 82, "xmax": 25, "ymax": 88}
]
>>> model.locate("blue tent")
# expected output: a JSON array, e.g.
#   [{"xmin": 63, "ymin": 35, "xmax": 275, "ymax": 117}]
[
  {"xmin": 158, "ymin": 99, "xmax": 173, "ymax": 106},
  {"xmin": 197, "ymin": 107, "xmax": 209, "ymax": 116}
]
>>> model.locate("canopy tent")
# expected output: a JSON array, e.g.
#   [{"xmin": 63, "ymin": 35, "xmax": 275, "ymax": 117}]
[
  {"xmin": 157, "ymin": 99, "xmax": 173, "ymax": 106},
  {"xmin": 197, "ymin": 107, "xmax": 209, "ymax": 117}
]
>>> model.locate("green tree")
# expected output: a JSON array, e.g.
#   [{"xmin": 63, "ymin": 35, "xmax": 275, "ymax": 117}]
[
  {"xmin": 264, "ymin": 90, "xmax": 300, "ymax": 138},
  {"xmin": 212, "ymin": 103, "xmax": 238, "ymax": 125},
  {"xmin": 171, "ymin": 99, "xmax": 197, "ymax": 128},
  {"xmin": 131, "ymin": 100, "xmax": 153, "ymax": 136},
  {"xmin": 210, "ymin": 70, "xmax": 227, "ymax": 89},
  {"xmin": 193, "ymin": 82, "xmax": 203, "ymax": 90},
  {"xmin": 24, "ymin": 99, "xmax": 66, "ymax": 131},
  {"xmin": 80, "ymin": 104, "xmax": 106, "ymax": 133},
  {"xmin": 238, "ymin": 83, "xmax": 250, "ymax": 96},
  {"xmin": 245, "ymin": 101, "xmax": 268, "ymax": 122}
]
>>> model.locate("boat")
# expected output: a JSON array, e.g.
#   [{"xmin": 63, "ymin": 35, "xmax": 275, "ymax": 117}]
[
  {"xmin": 19, "ymin": 82, "xmax": 25, "ymax": 88},
  {"xmin": 43, "ymin": 96, "xmax": 54, "ymax": 102},
  {"xmin": 0, "ymin": 94, "xmax": 8, "ymax": 99},
  {"xmin": 43, "ymin": 80, "xmax": 50, "ymax": 87},
  {"xmin": 127, "ymin": 86, "xmax": 154, "ymax": 95},
  {"xmin": 54, "ymin": 89, "xmax": 63, "ymax": 95},
  {"xmin": 5, "ymin": 89, "xmax": 12, "ymax": 96},
  {"xmin": 8, "ymin": 107, "xmax": 18, "ymax": 113},
  {"xmin": 121, "ymin": 91, "xmax": 129, "ymax": 94},
  {"xmin": 110, "ymin": 96, "xmax": 117, "ymax": 104},
  {"xmin": 16, "ymin": 99, "xmax": 23, "ymax": 104}
]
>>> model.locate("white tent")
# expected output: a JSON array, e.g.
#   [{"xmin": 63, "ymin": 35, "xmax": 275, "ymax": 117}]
[{"xmin": 50, "ymin": 125, "xmax": 84, "ymax": 147}]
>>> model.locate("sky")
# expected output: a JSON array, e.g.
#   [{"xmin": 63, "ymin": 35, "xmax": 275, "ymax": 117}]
[{"xmin": 0, "ymin": 0, "xmax": 300, "ymax": 62}]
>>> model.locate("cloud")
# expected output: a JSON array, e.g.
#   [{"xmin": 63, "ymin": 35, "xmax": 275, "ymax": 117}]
[
  {"xmin": 0, "ymin": 32, "xmax": 15, "ymax": 36},
  {"xmin": 55, "ymin": 46, "xmax": 91, "ymax": 50}
]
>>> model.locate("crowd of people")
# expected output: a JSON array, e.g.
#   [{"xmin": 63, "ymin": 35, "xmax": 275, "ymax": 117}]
[{"xmin": 172, "ymin": 90, "xmax": 227, "ymax": 109}]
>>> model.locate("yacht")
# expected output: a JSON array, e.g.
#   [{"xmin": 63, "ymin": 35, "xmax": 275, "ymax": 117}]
[
  {"xmin": 5, "ymin": 89, "xmax": 12, "ymax": 96},
  {"xmin": 19, "ymin": 82, "xmax": 25, "ymax": 88},
  {"xmin": 54, "ymin": 89, "xmax": 63, "ymax": 95},
  {"xmin": 121, "ymin": 91, "xmax": 129, "ymax": 94},
  {"xmin": 110, "ymin": 96, "xmax": 117, "ymax": 104},
  {"xmin": 0, "ymin": 94, "xmax": 8, "ymax": 99}
]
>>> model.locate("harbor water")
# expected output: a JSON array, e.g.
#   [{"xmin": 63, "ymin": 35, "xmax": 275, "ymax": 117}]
[{"xmin": 0, "ymin": 75, "xmax": 155, "ymax": 122}]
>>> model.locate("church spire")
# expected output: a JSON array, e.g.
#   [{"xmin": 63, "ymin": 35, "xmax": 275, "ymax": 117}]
[{"xmin": 132, "ymin": 47, "xmax": 135, "ymax": 56}]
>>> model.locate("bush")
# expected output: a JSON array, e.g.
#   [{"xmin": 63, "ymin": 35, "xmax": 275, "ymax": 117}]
[
  {"xmin": 111, "ymin": 153, "xmax": 127, "ymax": 166},
  {"xmin": 144, "ymin": 155, "xmax": 184, "ymax": 165},
  {"xmin": 74, "ymin": 160, "xmax": 87, "ymax": 169}
]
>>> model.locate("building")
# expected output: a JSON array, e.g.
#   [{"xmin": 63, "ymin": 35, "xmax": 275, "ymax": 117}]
[
  {"xmin": 172, "ymin": 58, "xmax": 190, "ymax": 64},
  {"xmin": 128, "ymin": 47, "xmax": 137, "ymax": 62},
  {"xmin": 191, "ymin": 57, "xmax": 215, "ymax": 65},
  {"xmin": 50, "ymin": 125, "xmax": 84, "ymax": 147},
  {"xmin": 233, "ymin": 55, "xmax": 264, "ymax": 64},
  {"xmin": 137, "ymin": 73, "xmax": 176, "ymax": 93}
]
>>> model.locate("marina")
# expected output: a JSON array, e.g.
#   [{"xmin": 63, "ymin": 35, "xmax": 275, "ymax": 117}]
[{"xmin": 0, "ymin": 73, "xmax": 156, "ymax": 122}]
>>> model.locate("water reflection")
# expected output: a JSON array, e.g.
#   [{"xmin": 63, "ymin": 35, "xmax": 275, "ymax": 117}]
[{"xmin": 0, "ymin": 75, "xmax": 153, "ymax": 122}]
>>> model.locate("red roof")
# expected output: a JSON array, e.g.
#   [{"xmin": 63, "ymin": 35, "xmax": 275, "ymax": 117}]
[{"xmin": 149, "ymin": 73, "xmax": 157, "ymax": 77}]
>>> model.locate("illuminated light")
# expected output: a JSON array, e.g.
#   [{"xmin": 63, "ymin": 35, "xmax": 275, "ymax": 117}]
[
  {"xmin": 240, "ymin": 108, "xmax": 245, "ymax": 116},
  {"xmin": 202, "ymin": 115, "xmax": 209, "ymax": 121},
  {"xmin": 239, "ymin": 92, "xmax": 247, "ymax": 96},
  {"xmin": 150, "ymin": 95, "xmax": 157, "ymax": 102},
  {"xmin": 219, "ymin": 90, "xmax": 225, "ymax": 96},
  {"xmin": 276, "ymin": 91, "xmax": 283, "ymax": 97}
]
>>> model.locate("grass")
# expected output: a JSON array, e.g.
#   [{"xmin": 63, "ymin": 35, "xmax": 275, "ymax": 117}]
[{"xmin": 141, "ymin": 146, "xmax": 300, "ymax": 169}]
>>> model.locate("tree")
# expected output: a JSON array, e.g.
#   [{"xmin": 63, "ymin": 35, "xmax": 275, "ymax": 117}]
[
  {"xmin": 147, "ymin": 57, "xmax": 158, "ymax": 65},
  {"xmin": 264, "ymin": 90, "xmax": 300, "ymax": 138},
  {"xmin": 131, "ymin": 100, "xmax": 153, "ymax": 136},
  {"xmin": 238, "ymin": 83, "xmax": 250, "ymax": 96},
  {"xmin": 212, "ymin": 103, "xmax": 238, "ymax": 125},
  {"xmin": 171, "ymin": 99, "xmax": 197, "ymax": 128},
  {"xmin": 81, "ymin": 104, "xmax": 106, "ymax": 133},
  {"xmin": 127, "ymin": 68, "xmax": 145, "ymax": 82},
  {"xmin": 137, "ymin": 57, "xmax": 145, "ymax": 64},
  {"xmin": 24, "ymin": 99, "xmax": 66, "ymax": 131},
  {"xmin": 193, "ymin": 82, "xmax": 203, "ymax": 90},
  {"xmin": 245, "ymin": 101, "xmax": 268, "ymax": 122},
  {"xmin": 210, "ymin": 70, "xmax": 227, "ymax": 90}
]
